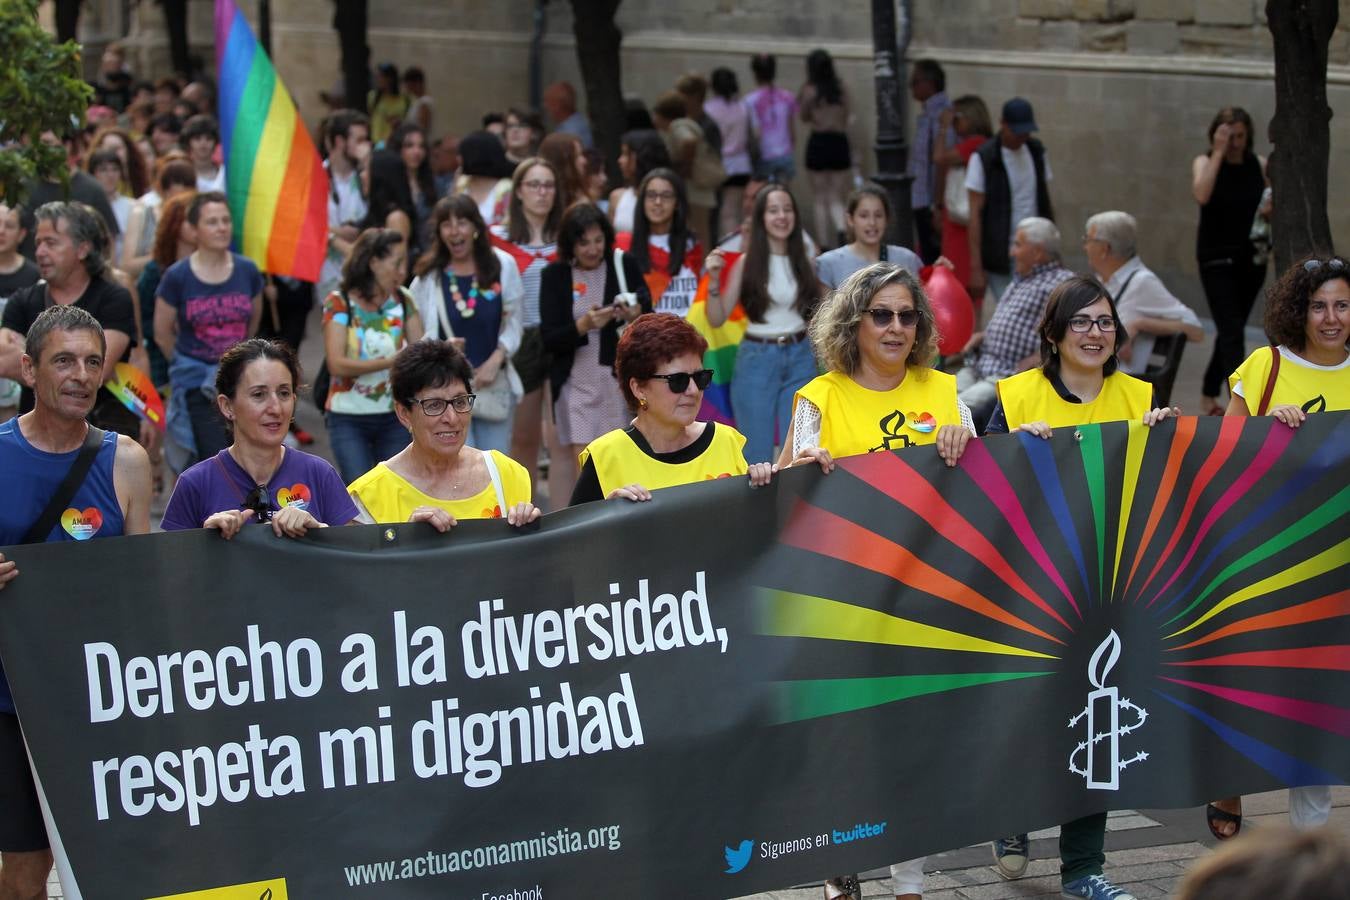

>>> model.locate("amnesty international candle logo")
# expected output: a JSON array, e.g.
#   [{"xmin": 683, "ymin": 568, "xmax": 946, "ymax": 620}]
[
  {"xmin": 146, "ymin": 877, "xmax": 287, "ymax": 899},
  {"xmin": 1069, "ymin": 631, "xmax": 1148, "ymax": 791}
]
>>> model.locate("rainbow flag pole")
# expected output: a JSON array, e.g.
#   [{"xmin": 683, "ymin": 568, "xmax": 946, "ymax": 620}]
[{"xmin": 215, "ymin": 0, "xmax": 328, "ymax": 281}]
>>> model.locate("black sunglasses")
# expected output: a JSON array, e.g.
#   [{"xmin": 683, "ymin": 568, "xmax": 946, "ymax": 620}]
[
  {"xmin": 242, "ymin": 484, "xmax": 275, "ymax": 523},
  {"xmin": 649, "ymin": 369, "xmax": 714, "ymax": 393},
  {"xmin": 1303, "ymin": 257, "xmax": 1347, "ymax": 274},
  {"xmin": 864, "ymin": 308, "xmax": 920, "ymax": 328}
]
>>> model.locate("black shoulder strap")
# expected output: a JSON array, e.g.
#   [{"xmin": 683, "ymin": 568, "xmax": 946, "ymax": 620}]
[
  {"xmin": 1112, "ymin": 270, "xmax": 1140, "ymax": 305},
  {"xmin": 22, "ymin": 427, "xmax": 106, "ymax": 544}
]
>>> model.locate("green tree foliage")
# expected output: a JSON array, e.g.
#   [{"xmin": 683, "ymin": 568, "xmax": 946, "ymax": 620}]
[{"xmin": 0, "ymin": 0, "xmax": 92, "ymax": 205}]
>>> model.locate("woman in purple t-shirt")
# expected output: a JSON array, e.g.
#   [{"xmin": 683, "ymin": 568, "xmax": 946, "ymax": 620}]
[
  {"xmin": 161, "ymin": 339, "xmax": 358, "ymax": 536},
  {"xmin": 153, "ymin": 191, "xmax": 263, "ymax": 463}
]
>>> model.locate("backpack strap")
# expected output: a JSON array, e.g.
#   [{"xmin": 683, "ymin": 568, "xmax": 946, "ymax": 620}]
[{"xmin": 22, "ymin": 427, "xmax": 106, "ymax": 544}]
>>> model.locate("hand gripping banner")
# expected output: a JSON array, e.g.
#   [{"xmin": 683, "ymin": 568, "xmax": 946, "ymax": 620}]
[{"xmin": 0, "ymin": 414, "xmax": 1345, "ymax": 899}]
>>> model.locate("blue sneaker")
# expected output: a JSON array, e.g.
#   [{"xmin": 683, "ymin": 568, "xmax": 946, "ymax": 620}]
[
  {"xmin": 992, "ymin": 833, "xmax": 1028, "ymax": 879},
  {"xmin": 1061, "ymin": 874, "xmax": 1137, "ymax": 899}
]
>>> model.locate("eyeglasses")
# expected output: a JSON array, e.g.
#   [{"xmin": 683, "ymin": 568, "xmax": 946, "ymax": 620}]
[
  {"xmin": 1302, "ymin": 257, "xmax": 1347, "ymax": 274},
  {"xmin": 644, "ymin": 190, "xmax": 677, "ymax": 203},
  {"xmin": 1068, "ymin": 315, "xmax": 1118, "ymax": 333},
  {"xmin": 649, "ymin": 369, "xmax": 714, "ymax": 393},
  {"xmin": 522, "ymin": 180, "xmax": 555, "ymax": 194},
  {"xmin": 864, "ymin": 308, "xmax": 920, "ymax": 328},
  {"xmin": 411, "ymin": 394, "xmax": 476, "ymax": 415},
  {"xmin": 242, "ymin": 485, "xmax": 275, "ymax": 523}
]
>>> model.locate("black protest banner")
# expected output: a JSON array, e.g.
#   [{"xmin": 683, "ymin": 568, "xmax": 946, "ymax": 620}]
[{"xmin": 1, "ymin": 414, "xmax": 1346, "ymax": 899}]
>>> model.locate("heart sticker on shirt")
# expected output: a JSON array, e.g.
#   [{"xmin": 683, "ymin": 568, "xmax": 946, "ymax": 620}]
[
  {"xmin": 908, "ymin": 412, "xmax": 937, "ymax": 434},
  {"xmin": 61, "ymin": 507, "xmax": 103, "ymax": 540},
  {"xmin": 276, "ymin": 484, "xmax": 312, "ymax": 509}
]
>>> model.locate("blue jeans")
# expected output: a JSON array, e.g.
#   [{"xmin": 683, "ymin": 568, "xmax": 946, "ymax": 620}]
[
  {"xmin": 754, "ymin": 153, "xmax": 797, "ymax": 183},
  {"xmin": 326, "ymin": 411, "xmax": 410, "ymax": 485},
  {"xmin": 468, "ymin": 397, "xmax": 516, "ymax": 457},
  {"xmin": 730, "ymin": 337, "xmax": 817, "ymax": 464}
]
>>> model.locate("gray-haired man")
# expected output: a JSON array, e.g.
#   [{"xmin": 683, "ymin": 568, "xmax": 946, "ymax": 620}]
[{"xmin": 0, "ymin": 202, "xmax": 142, "ymax": 439}]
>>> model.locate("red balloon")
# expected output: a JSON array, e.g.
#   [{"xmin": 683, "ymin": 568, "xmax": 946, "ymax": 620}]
[{"xmin": 921, "ymin": 264, "xmax": 975, "ymax": 355}]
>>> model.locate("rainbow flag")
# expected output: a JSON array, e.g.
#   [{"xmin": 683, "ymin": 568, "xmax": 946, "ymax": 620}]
[
  {"xmin": 215, "ymin": 0, "xmax": 328, "ymax": 281},
  {"xmin": 686, "ymin": 251, "xmax": 746, "ymax": 425}
]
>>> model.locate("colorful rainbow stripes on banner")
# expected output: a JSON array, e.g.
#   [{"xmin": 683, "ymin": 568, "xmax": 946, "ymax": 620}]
[
  {"xmin": 686, "ymin": 252, "xmax": 745, "ymax": 426},
  {"xmin": 756, "ymin": 414, "xmax": 1349, "ymax": 787},
  {"xmin": 214, "ymin": 0, "xmax": 328, "ymax": 281}
]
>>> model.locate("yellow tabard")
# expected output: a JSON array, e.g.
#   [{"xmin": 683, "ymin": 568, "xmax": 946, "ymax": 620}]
[
  {"xmin": 1228, "ymin": 345, "xmax": 1350, "ymax": 414},
  {"xmin": 347, "ymin": 450, "xmax": 532, "ymax": 522},
  {"xmin": 580, "ymin": 423, "xmax": 749, "ymax": 497},
  {"xmin": 996, "ymin": 368, "xmax": 1152, "ymax": 429},
  {"xmin": 794, "ymin": 368, "xmax": 960, "ymax": 458}
]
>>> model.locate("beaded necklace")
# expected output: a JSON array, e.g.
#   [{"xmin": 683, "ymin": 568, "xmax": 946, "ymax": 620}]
[{"xmin": 448, "ymin": 273, "xmax": 480, "ymax": 318}]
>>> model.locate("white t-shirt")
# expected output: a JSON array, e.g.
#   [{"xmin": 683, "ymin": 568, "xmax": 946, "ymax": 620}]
[
  {"xmin": 649, "ymin": 233, "xmax": 702, "ymax": 318},
  {"xmin": 965, "ymin": 144, "xmax": 1053, "ymax": 239},
  {"xmin": 197, "ymin": 165, "xmax": 226, "ymax": 194},
  {"xmin": 745, "ymin": 254, "xmax": 806, "ymax": 338}
]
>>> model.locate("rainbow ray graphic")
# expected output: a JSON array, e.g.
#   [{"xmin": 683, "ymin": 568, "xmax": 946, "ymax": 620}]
[{"xmin": 752, "ymin": 414, "xmax": 1350, "ymax": 789}]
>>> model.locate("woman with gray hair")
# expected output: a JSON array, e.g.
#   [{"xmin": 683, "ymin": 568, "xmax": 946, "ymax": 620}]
[{"xmin": 779, "ymin": 261, "xmax": 975, "ymax": 474}]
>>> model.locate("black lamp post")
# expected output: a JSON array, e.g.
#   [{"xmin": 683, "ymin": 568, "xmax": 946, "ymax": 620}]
[{"xmin": 871, "ymin": 0, "xmax": 916, "ymax": 248}]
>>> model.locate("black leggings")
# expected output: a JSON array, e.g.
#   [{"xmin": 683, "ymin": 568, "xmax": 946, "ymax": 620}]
[{"xmin": 1198, "ymin": 255, "xmax": 1267, "ymax": 398}]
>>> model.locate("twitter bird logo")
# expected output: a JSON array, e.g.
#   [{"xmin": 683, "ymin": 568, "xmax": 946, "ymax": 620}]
[{"xmin": 724, "ymin": 839, "xmax": 754, "ymax": 874}]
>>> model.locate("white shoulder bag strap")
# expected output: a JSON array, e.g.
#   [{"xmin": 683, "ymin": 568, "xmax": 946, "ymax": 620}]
[
  {"xmin": 481, "ymin": 449, "xmax": 507, "ymax": 513},
  {"xmin": 613, "ymin": 247, "xmax": 629, "ymax": 295},
  {"xmin": 435, "ymin": 275, "xmax": 456, "ymax": 342}
]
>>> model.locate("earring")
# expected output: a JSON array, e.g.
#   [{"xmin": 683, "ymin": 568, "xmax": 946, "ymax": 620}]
[
  {"xmin": 638, "ymin": 397, "xmax": 648, "ymax": 410},
  {"xmin": 472, "ymin": 231, "xmax": 479, "ymax": 239}
]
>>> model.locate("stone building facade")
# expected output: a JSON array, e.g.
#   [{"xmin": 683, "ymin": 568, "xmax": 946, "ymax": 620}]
[{"xmin": 87, "ymin": 0, "xmax": 1350, "ymax": 310}]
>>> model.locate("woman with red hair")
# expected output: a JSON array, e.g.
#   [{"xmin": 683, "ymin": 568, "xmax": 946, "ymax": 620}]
[{"xmin": 570, "ymin": 312, "xmax": 823, "ymax": 503}]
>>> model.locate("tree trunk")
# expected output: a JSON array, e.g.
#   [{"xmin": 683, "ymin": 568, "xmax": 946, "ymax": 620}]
[
  {"xmin": 332, "ymin": 0, "xmax": 369, "ymax": 113},
  {"xmin": 1266, "ymin": 0, "xmax": 1338, "ymax": 272},
  {"xmin": 570, "ymin": 0, "xmax": 624, "ymax": 183},
  {"xmin": 161, "ymin": 0, "xmax": 190, "ymax": 78},
  {"xmin": 54, "ymin": 0, "xmax": 79, "ymax": 44}
]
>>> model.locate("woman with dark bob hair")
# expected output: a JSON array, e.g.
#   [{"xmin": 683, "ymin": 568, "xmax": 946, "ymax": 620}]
[
  {"xmin": 346, "ymin": 340, "xmax": 539, "ymax": 530},
  {"xmin": 978, "ymin": 275, "xmax": 1179, "ymax": 900},
  {"xmin": 161, "ymin": 339, "xmax": 357, "ymax": 536},
  {"xmin": 540, "ymin": 203, "xmax": 652, "ymax": 497},
  {"xmin": 1205, "ymin": 255, "xmax": 1349, "ymax": 843},
  {"xmin": 780, "ymin": 262, "xmax": 972, "ymax": 480},
  {"xmin": 570, "ymin": 313, "xmax": 804, "ymax": 504}
]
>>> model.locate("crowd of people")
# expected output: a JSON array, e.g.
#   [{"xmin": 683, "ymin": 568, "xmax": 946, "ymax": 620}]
[{"xmin": 0, "ymin": 43, "xmax": 1344, "ymax": 900}]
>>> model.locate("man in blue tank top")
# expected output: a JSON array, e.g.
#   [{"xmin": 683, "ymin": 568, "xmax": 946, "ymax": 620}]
[{"xmin": 0, "ymin": 305, "xmax": 150, "ymax": 898}]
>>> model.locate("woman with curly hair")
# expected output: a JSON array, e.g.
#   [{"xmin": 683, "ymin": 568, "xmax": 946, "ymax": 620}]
[
  {"xmin": 780, "ymin": 262, "xmax": 972, "ymax": 469},
  {"xmin": 1205, "ymin": 255, "xmax": 1349, "ymax": 842}
]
